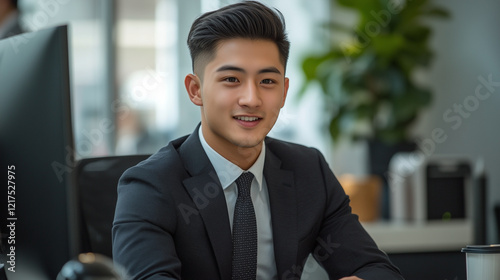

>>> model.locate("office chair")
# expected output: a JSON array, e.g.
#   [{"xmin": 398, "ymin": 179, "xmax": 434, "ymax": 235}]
[{"xmin": 76, "ymin": 155, "xmax": 151, "ymax": 258}]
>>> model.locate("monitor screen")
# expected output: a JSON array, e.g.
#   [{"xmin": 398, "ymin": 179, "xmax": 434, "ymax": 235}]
[{"xmin": 0, "ymin": 25, "xmax": 79, "ymax": 279}]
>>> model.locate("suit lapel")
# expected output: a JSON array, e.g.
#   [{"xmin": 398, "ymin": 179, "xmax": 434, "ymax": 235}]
[
  {"xmin": 178, "ymin": 127, "xmax": 232, "ymax": 280},
  {"xmin": 264, "ymin": 144, "xmax": 298, "ymax": 278}
]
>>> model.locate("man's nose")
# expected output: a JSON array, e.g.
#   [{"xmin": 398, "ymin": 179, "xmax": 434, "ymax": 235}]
[{"xmin": 239, "ymin": 82, "xmax": 262, "ymax": 108}]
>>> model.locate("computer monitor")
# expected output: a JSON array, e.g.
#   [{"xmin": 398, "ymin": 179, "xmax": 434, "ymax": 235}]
[{"xmin": 0, "ymin": 25, "xmax": 79, "ymax": 279}]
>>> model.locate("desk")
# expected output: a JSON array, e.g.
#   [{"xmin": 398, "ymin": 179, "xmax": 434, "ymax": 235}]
[
  {"xmin": 362, "ymin": 220, "xmax": 474, "ymax": 253},
  {"xmin": 363, "ymin": 220, "xmax": 470, "ymax": 280},
  {"xmin": 302, "ymin": 220, "xmax": 471, "ymax": 280}
]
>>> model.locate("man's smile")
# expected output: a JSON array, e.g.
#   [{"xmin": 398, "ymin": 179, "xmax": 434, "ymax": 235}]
[{"xmin": 233, "ymin": 116, "xmax": 262, "ymax": 122}]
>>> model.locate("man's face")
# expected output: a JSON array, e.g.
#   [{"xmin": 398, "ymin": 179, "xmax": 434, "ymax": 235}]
[{"xmin": 187, "ymin": 38, "xmax": 289, "ymax": 157}]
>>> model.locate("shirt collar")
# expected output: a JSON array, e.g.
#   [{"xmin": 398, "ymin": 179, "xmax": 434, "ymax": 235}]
[{"xmin": 198, "ymin": 125, "xmax": 265, "ymax": 191}]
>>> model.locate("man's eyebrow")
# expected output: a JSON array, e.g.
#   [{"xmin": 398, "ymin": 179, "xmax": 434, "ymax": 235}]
[
  {"xmin": 215, "ymin": 65, "xmax": 282, "ymax": 75},
  {"xmin": 258, "ymin": 67, "xmax": 282, "ymax": 75},
  {"xmin": 216, "ymin": 65, "xmax": 246, "ymax": 73}
]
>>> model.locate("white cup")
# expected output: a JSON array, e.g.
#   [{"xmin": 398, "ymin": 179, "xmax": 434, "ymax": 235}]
[{"xmin": 462, "ymin": 245, "xmax": 500, "ymax": 280}]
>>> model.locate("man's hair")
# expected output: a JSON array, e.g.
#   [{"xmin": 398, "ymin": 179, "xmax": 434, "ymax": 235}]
[{"xmin": 187, "ymin": 1, "xmax": 290, "ymax": 75}]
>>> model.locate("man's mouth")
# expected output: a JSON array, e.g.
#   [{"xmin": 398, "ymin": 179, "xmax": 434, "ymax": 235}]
[{"xmin": 234, "ymin": 116, "xmax": 261, "ymax": 122}]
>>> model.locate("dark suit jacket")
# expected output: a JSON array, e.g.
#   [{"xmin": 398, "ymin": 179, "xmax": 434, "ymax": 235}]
[{"xmin": 112, "ymin": 127, "xmax": 403, "ymax": 280}]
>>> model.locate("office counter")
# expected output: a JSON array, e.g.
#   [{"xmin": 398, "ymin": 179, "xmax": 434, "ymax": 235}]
[
  {"xmin": 303, "ymin": 220, "xmax": 472, "ymax": 279},
  {"xmin": 362, "ymin": 220, "xmax": 474, "ymax": 253}
]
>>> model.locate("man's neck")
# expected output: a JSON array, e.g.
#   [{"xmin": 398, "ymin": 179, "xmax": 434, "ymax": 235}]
[
  {"xmin": 211, "ymin": 141, "xmax": 262, "ymax": 171},
  {"xmin": 227, "ymin": 144, "xmax": 262, "ymax": 171},
  {"xmin": 200, "ymin": 128, "xmax": 263, "ymax": 170}
]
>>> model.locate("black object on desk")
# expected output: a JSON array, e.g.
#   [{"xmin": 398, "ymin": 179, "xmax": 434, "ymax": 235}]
[
  {"xmin": 389, "ymin": 251, "xmax": 466, "ymax": 280},
  {"xmin": 57, "ymin": 253, "xmax": 124, "ymax": 280},
  {"xmin": 426, "ymin": 162, "xmax": 471, "ymax": 221}
]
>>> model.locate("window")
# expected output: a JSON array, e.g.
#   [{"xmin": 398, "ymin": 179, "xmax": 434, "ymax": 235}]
[
  {"xmin": 20, "ymin": 0, "xmax": 115, "ymax": 158},
  {"xmin": 115, "ymin": 0, "xmax": 179, "ymax": 155}
]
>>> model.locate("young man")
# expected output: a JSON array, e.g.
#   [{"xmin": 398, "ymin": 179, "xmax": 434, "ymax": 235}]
[{"xmin": 112, "ymin": 1, "xmax": 404, "ymax": 280}]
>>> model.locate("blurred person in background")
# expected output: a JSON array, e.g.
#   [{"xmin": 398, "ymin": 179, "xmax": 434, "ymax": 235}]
[{"xmin": 0, "ymin": 0, "xmax": 23, "ymax": 39}]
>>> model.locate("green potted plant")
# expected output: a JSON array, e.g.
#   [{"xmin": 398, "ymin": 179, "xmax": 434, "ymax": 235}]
[{"xmin": 300, "ymin": 0, "xmax": 449, "ymax": 175}]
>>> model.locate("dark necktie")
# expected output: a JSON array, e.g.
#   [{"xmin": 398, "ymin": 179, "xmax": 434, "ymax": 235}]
[{"xmin": 232, "ymin": 172, "xmax": 257, "ymax": 280}]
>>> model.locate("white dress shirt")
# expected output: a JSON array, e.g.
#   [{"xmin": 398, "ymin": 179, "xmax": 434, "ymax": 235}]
[{"xmin": 199, "ymin": 126, "xmax": 277, "ymax": 280}]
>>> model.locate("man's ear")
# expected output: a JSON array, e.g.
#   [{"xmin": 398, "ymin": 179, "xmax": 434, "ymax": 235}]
[
  {"xmin": 281, "ymin": 77, "xmax": 290, "ymax": 108},
  {"xmin": 185, "ymin": 73, "xmax": 203, "ymax": 106}
]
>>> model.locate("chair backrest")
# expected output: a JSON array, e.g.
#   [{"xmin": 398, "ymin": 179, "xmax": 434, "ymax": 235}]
[{"xmin": 76, "ymin": 155, "xmax": 150, "ymax": 258}]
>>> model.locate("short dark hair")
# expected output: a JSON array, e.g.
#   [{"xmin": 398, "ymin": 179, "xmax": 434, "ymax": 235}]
[{"xmin": 187, "ymin": 1, "xmax": 290, "ymax": 75}]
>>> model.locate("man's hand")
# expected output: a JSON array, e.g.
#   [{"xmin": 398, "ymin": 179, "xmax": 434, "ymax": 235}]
[{"xmin": 339, "ymin": 277, "xmax": 363, "ymax": 280}]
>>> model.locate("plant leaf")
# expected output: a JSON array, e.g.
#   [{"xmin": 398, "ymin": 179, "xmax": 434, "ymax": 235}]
[{"xmin": 371, "ymin": 34, "xmax": 405, "ymax": 59}]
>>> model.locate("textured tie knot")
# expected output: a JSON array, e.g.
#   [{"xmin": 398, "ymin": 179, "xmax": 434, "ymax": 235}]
[{"xmin": 236, "ymin": 172, "xmax": 254, "ymax": 198}]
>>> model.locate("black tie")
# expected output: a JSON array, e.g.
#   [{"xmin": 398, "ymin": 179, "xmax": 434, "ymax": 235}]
[{"xmin": 232, "ymin": 172, "xmax": 257, "ymax": 280}]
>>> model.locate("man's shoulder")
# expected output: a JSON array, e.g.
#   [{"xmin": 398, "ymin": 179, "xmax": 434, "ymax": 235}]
[{"xmin": 121, "ymin": 134, "xmax": 189, "ymax": 180}]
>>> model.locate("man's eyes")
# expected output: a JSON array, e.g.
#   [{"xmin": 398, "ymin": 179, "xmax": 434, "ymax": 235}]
[
  {"xmin": 224, "ymin": 77, "xmax": 239, "ymax": 83},
  {"xmin": 261, "ymin": 79, "xmax": 275, "ymax": 85},
  {"xmin": 221, "ymin": 77, "xmax": 276, "ymax": 84}
]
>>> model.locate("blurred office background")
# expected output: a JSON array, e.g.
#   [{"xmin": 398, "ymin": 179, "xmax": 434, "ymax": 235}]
[
  {"xmin": 17, "ymin": 0, "xmax": 332, "ymax": 158},
  {"xmin": 13, "ymin": 0, "xmax": 500, "ymax": 273}
]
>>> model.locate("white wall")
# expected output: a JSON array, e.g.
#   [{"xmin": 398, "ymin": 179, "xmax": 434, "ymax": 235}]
[{"xmin": 413, "ymin": 0, "xmax": 500, "ymax": 243}]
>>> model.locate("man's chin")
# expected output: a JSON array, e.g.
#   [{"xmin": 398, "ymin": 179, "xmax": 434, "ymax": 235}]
[{"xmin": 232, "ymin": 138, "xmax": 264, "ymax": 150}]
